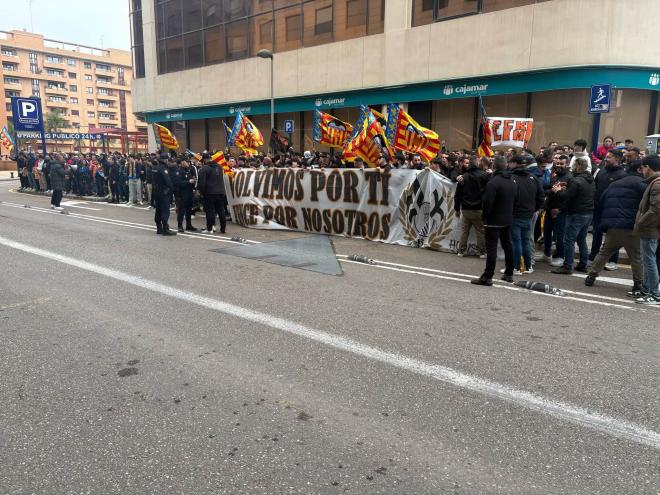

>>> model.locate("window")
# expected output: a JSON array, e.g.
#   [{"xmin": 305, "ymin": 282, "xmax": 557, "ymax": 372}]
[
  {"xmin": 315, "ymin": 6, "xmax": 333, "ymax": 35},
  {"xmin": 68, "ymin": 72, "xmax": 77, "ymax": 79},
  {"xmin": 260, "ymin": 20, "xmax": 273, "ymax": 44},
  {"xmin": 347, "ymin": 0, "xmax": 367, "ymax": 27},
  {"xmin": 226, "ymin": 19, "xmax": 248, "ymax": 60},
  {"xmin": 84, "ymin": 62, "xmax": 92, "ymax": 69},
  {"xmin": 96, "ymin": 63, "xmax": 112, "ymax": 71},
  {"xmin": 87, "ymin": 99, "xmax": 94, "ymax": 105},
  {"xmin": 72, "ymin": 122, "xmax": 80, "ymax": 127},
  {"xmin": 85, "ymin": 74, "xmax": 93, "ymax": 81},
  {"xmin": 71, "ymin": 110, "xmax": 79, "ymax": 116},
  {"xmin": 5, "ymin": 90, "xmax": 20, "ymax": 98},
  {"xmin": 67, "ymin": 58, "xmax": 76, "ymax": 66},
  {"xmin": 71, "ymin": 97, "xmax": 78, "ymax": 104},
  {"xmin": 3, "ymin": 77, "xmax": 20, "ymax": 85},
  {"xmin": 88, "ymin": 111, "xmax": 95, "ymax": 118},
  {"xmin": 86, "ymin": 87, "xmax": 94, "ymax": 94},
  {"xmin": 48, "ymin": 95, "xmax": 66, "ymax": 102},
  {"xmin": 45, "ymin": 55, "xmax": 62, "ymax": 63},
  {"xmin": 1, "ymin": 47, "xmax": 17, "ymax": 56},
  {"xmin": 46, "ymin": 69, "xmax": 64, "ymax": 76},
  {"xmin": 97, "ymin": 88, "xmax": 112, "ymax": 96},
  {"xmin": 286, "ymin": 14, "xmax": 302, "ymax": 41},
  {"xmin": 3, "ymin": 63, "xmax": 18, "ymax": 71},
  {"xmin": 184, "ymin": 31, "xmax": 203, "ymax": 67},
  {"xmin": 29, "ymin": 52, "xmax": 37, "ymax": 61},
  {"xmin": 411, "ymin": 0, "xmax": 541, "ymax": 26},
  {"xmin": 69, "ymin": 85, "xmax": 77, "ymax": 91}
]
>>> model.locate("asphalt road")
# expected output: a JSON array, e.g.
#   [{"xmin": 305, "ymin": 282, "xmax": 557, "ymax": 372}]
[{"xmin": 0, "ymin": 183, "xmax": 658, "ymax": 495}]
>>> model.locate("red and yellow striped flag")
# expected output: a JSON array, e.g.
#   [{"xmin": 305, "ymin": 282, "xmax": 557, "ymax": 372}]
[
  {"xmin": 385, "ymin": 104, "xmax": 440, "ymax": 163},
  {"xmin": 211, "ymin": 150, "xmax": 233, "ymax": 177},
  {"xmin": 476, "ymin": 97, "xmax": 494, "ymax": 158},
  {"xmin": 312, "ymin": 110, "xmax": 353, "ymax": 149},
  {"xmin": 153, "ymin": 123, "xmax": 179, "ymax": 150},
  {"xmin": 228, "ymin": 112, "xmax": 263, "ymax": 157}
]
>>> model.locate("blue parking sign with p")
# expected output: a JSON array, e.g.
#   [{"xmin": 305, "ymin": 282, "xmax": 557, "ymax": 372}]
[
  {"xmin": 284, "ymin": 120, "xmax": 294, "ymax": 134},
  {"xmin": 11, "ymin": 96, "xmax": 44, "ymax": 131}
]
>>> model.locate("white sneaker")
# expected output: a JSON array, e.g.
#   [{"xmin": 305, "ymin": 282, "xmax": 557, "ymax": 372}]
[
  {"xmin": 50, "ymin": 205, "xmax": 55, "ymax": 209},
  {"xmin": 500, "ymin": 268, "xmax": 524, "ymax": 275},
  {"xmin": 479, "ymin": 253, "xmax": 487, "ymax": 259},
  {"xmin": 604, "ymin": 262, "xmax": 618, "ymax": 271},
  {"xmin": 540, "ymin": 254, "xmax": 552, "ymax": 263},
  {"xmin": 550, "ymin": 257, "xmax": 565, "ymax": 267},
  {"xmin": 524, "ymin": 267, "xmax": 534, "ymax": 274},
  {"xmin": 457, "ymin": 252, "xmax": 465, "ymax": 257},
  {"xmin": 201, "ymin": 229, "xmax": 212, "ymax": 233}
]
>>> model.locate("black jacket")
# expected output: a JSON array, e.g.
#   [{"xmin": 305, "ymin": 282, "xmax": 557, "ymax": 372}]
[
  {"xmin": 152, "ymin": 162, "xmax": 173, "ymax": 197},
  {"xmin": 561, "ymin": 172, "xmax": 595, "ymax": 214},
  {"xmin": 599, "ymin": 172, "xmax": 647, "ymax": 231},
  {"xmin": 482, "ymin": 169, "xmax": 517, "ymax": 227},
  {"xmin": 455, "ymin": 166, "xmax": 488, "ymax": 211},
  {"xmin": 544, "ymin": 168, "xmax": 572, "ymax": 211},
  {"xmin": 49, "ymin": 161, "xmax": 66, "ymax": 191},
  {"xmin": 198, "ymin": 162, "xmax": 226, "ymax": 196},
  {"xmin": 594, "ymin": 164, "xmax": 626, "ymax": 206},
  {"xmin": 511, "ymin": 168, "xmax": 544, "ymax": 219}
]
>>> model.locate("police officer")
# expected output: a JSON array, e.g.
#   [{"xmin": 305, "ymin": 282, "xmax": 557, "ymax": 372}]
[
  {"xmin": 173, "ymin": 159, "xmax": 198, "ymax": 233},
  {"xmin": 152, "ymin": 154, "xmax": 176, "ymax": 236}
]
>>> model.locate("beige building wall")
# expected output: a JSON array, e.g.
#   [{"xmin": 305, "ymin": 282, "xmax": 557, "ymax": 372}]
[
  {"xmin": 2, "ymin": 30, "xmax": 147, "ymax": 146},
  {"xmin": 133, "ymin": 0, "xmax": 660, "ymax": 116}
]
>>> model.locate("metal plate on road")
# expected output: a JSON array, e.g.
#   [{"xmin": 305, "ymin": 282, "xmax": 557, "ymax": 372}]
[{"xmin": 211, "ymin": 235, "xmax": 343, "ymax": 276}]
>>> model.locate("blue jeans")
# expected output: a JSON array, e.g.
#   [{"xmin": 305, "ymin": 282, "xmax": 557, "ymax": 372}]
[
  {"xmin": 511, "ymin": 217, "xmax": 533, "ymax": 270},
  {"xmin": 563, "ymin": 213, "xmax": 592, "ymax": 269},
  {"xmin": 544, "ymin": 211, "xmax": 566, "ymax": 258},
  {"xmin": 640, "ymin": 237, "xmax": 659, "ymax": 296}
]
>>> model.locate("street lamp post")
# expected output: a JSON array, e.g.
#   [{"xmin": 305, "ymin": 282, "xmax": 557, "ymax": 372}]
[{"xmin": 257, "ymin": 49, "xmax": 274, "ymax": 136}]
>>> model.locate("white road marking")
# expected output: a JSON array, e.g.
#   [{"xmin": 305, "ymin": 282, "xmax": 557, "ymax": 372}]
[
  {"xmin": 339, "ymin": 259, "xmax": 643, "ymax": 311},
  {"xmin": 0, "ymin": 200, "xmax": 651, "ymax": 310},
  {"xmin": 0, "ymin": 234, "xmax": 657, "ymax": 450}
]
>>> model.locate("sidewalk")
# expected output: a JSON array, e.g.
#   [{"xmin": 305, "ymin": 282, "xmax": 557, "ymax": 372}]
[
  {"xmin": 0, "ymin": 171, "xmax": 19, "ymax": 181},
  {"xmin": 12, "ymin": 186, "xmax": 109, "ymax": 202}
]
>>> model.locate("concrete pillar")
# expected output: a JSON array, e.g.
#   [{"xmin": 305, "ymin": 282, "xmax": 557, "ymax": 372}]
[
  {"xmin": 141, "ymin": 0, "xmax": 158, "ymax": 79},
  {"xmin": 384, "ymin": 0, "xmax": 412, "ymax": 32}
]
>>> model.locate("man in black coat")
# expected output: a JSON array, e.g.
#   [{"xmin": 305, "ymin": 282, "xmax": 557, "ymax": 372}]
[
  {"xmin": 589, "ymin": 149, "xmax": 627, "ymax": 268},
  {"xmin": 172, "ymin": 159, "xmax": 198, "ymax": 233},
  {"xmin": 152, "ymin": 154, "xmax": 176, "ymax": 236},
  {"xmin": 472, "ymin": 156, "xmax": 517, "ymax": 286},
  {"xmin": 551, "ymin": 158, "xmax": 595, "ymax": 274},
  {"xmin": 543, "ymin": 155, "xmax": 572, "ymax": 264},
  {"xmin": 509, "ymin": 155, "xmax": 545, "ymax": 274},
  {"xmin": 197, "ymin": 156, "xmax": 228, "ymax": 234},
  {"xmin": 455, "ymin": 156, "xmax": 488, "ymax": 256},
  {"xmin": 49, "ymin": 153, "xmax": 66, "ymax": 210}
]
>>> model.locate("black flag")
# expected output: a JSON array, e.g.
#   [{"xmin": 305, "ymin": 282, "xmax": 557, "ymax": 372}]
[{"xmin": 269, "ymin": 129, "xmax": 291, "ymax": 153}]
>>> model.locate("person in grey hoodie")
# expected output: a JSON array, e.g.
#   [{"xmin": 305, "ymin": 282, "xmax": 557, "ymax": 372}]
[{"xmin": 569, "ymin": 139, "xmax": 592, "ymax": 173}]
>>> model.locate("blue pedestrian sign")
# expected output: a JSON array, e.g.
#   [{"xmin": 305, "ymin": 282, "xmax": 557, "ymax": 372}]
[
  {"xmin": 283, "ymin": 119, "xmax": 295, "ymax": 134},
  {"xmin": 589, "ymin": 84, "xmax": 611, "ymax": 113},
  {"xmin": 11, "ymin": 96, "xmax": 45, "ymax": 131}
]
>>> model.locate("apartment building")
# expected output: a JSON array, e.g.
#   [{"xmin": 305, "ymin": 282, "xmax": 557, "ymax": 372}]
[
  {"xmin": 131, "ymin": 0, "xmax": 660, "ymax": 153},
  {"xmin": 1, "ymin": 29, "xmax": 147, "ymax": 151}
]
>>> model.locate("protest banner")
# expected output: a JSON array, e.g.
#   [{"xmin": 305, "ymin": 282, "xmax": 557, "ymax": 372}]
[
  {"xmin": 487, "ymin": 117, "xmax": 534, "ymax": 148},
  {"xmin": 225, "ymin": 168, "xmax": 462, "ymax": 251}
]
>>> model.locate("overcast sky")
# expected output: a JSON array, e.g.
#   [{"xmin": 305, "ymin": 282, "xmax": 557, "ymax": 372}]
[{"xmin": 2, "ymin": 0, "xmax": 131, "ymax": 51}]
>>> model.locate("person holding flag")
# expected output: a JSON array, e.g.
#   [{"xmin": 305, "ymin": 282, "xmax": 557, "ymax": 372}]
[
  {"xmin": 198, "ymin": 153, "xmax": 228, "ymax": 234},
  {"xmin": 476, "ymin": 96, "xmax": 494, "ymax": 158},
  {"xmin": 385, "ymin": 104, "xmax": 440, "ymax": 163}
]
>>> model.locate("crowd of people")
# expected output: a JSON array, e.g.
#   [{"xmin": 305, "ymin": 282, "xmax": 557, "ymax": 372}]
[{"xmin": 10, "ymin": 135, "xmax": 660, "ymax": 305}]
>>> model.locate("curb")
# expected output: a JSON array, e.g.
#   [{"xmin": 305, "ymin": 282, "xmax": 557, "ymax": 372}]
[{"xmin": 13, "ymin": 189, "xmax": 110, "ymax": 203}]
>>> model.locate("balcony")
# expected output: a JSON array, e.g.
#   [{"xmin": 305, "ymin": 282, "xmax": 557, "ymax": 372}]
[
  {"xmin": 3, "ymin": 78, "xmax": 21, "ymax": 86},
  {"xmin": 2, "ymin": 64, "xmax": 18, "ymax": 73},
  {"xmin": 43, "ymin": 58, "xmax": 64, "ymax": 69},
  {"xmin": 95, "ymin": 65, "xmax": 113, "ymax": 73},
  {"xmin": 45, "ymin": 85, "xmax": 68, "ymax": 95},
  {"xmin": 96, "ymin": 92, "xmax": 117, "ymax": 99},
  {"xmin": 98, "ymin": 115, "xmax": 117, "ymax": 122}
]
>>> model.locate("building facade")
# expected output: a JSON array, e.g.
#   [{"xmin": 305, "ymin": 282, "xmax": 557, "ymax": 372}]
[
  {"xmin": 1, "ymin": 29, "xmax": 147, "ymax": 152},
  {"xmin": 131, "ymin": 0, "xmax": 660, "ymax": 154}
]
